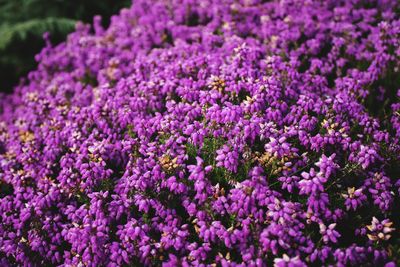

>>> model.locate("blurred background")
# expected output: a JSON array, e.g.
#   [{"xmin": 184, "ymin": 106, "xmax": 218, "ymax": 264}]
[{"xmin": 0, "ymin": 0, "xmax": 131, "ymax": 94}]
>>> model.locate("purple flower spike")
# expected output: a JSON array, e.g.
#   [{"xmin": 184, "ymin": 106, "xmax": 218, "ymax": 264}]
[{"xmin": 0, "ymin": 0, "xmax": 399, "ymax": 265}]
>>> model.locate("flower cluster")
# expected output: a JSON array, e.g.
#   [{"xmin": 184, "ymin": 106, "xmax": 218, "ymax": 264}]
[
  {"xmin": 367, "ymin": 217, "xmax": 395, "ymax": 242},
  {"xmin": 0, "ymin": 0, "xmax": 400, "ymax": 266}
]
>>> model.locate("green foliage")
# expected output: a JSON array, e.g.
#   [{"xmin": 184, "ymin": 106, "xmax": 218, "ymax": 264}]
[
  {"xmin": 0, "ymin": 0, "xmax": 131, "ymax": 93},
  {"xmin": 186, "ymin": 137, "xmax": 251, "ymax": 189},
  {"xmin": 0, "ymin": 18, "xmax": 76, "ymax": 50}
]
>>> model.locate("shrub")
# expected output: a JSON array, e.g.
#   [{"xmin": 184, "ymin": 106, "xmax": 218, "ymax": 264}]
[
  {"xmin": 0, "ymin": 0, "xmax": 130, "ymax": 93},
  {"xmin": 0, "ymin": 0, "xmax": 399, "ymax": 266}
]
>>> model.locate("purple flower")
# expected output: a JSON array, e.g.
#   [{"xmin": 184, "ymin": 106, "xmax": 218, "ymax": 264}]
[
  {"xmin": 274, "ymin": 254, "xmax": 306, "ymax": 267},
  {"xmin": 319, "ymin": 223, "xmax": 341, "ymax": 244},
  {"xmin": 367, "ymin": 217, "xmax": 395, "ymax": 242},
  {"xmin": 299, "ymin": 168, "xmax": 327, "ymax": 194},
  {"xmin": 0, "ymin": 0, "xmax": 399, "ymax": 265}
]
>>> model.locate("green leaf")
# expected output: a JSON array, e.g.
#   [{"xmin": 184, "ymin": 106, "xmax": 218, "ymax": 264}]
[{"xmin": 0, "ymin": 17, "xmax": 76, "ymax": 50}]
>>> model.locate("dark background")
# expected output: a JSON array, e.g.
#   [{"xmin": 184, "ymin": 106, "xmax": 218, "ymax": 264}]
[{"xmin": 0, "ymin": 0, "xmax": 131, "ymax": 94}]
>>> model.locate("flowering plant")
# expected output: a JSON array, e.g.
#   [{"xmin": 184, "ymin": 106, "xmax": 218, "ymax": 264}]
[{"xmin": 0, "ymin": 0, "xmax": 400, "ymax": 266}]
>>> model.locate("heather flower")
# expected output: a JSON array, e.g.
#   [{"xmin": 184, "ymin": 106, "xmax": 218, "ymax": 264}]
[
  {"xmin": 355, "ymin": 145, "xmax": 379, "ymax": 170},
  {"xmin": 298, "ymin": 168, "xmax": 327, "ymax": 195},
  {"xmin": 0, "ymin": 0, "xmax": 399, "ymax": 265},
  {"xmin": 319, "ymin": 223, "xmax": 341, "ymax": 244},
  {"xmin": 367, "ymin": 217, "xmax": 395, "ymax": 242},
  {"xmin": 216, "ymin": 145, "xmax": 239, "ymax": 173},
  {"xmin": 315, "ymin": 154, "xmax": 338, "ymax": 178},
  {"xmin": 364, "ymin": 172, "xmax": 394, "ymax": 211},
  {"xmin": 342, "ymin": 187, "xmax": 366, "ymax": 211},
  {"xmin": 274, "ymin": 254, "xmax": 306, "ymax": 267}
]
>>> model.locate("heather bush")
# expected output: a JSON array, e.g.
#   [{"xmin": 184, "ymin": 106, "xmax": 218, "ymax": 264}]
[
  {"xmin": 0, "ymin": 0, "xmax": 400, "ymax": 266},
  {"xmin": 0, "ymin": 0, "xmax": 130, "ymax": 93}
]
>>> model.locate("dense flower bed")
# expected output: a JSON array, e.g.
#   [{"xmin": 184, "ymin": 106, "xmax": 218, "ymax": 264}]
[{"xmin": 0, "ymin": 0, "xmax": 400, "ymax": 266}]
